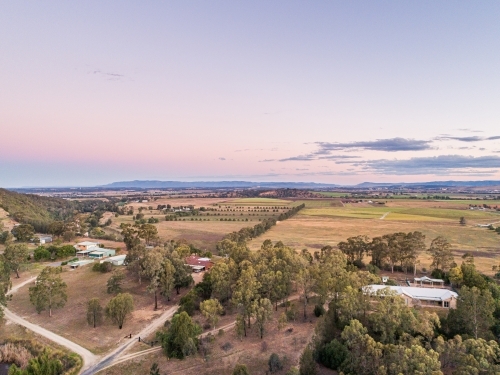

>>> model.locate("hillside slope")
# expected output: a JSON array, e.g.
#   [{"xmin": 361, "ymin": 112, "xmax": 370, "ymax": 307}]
[{"xmin": 0, "ymin": 188, "xmax": 76, "ymax": 230}]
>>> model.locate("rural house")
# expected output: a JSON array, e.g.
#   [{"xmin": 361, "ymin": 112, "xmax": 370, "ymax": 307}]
[
  {"xmin": 185, "ymin": 255, "xmax": 214, "ymax": 272},
  {"xmin": 365, "ymin": 285, "xmax": 458, "ymax": 308}
]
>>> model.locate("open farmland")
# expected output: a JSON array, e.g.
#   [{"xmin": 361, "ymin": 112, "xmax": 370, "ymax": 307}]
[
  {"xmin": 248, "ymin": 198, "xmax": 500, "ymax": 275},
  {"xmin": 108, "ymin": 197, "xmax": 299, "ymax": 250}
]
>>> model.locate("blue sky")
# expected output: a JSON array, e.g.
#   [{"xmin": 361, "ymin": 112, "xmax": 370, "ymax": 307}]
[{"xmin": 1, "ymin": 1, "xmax": 500, "ymax": 187}]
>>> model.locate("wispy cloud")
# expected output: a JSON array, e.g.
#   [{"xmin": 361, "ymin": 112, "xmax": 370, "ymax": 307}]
[
  {"xmin": 437, "ymin": 135, "xmax": 500, "ymax": 142},
  {"xmin": 91, "ymin": 70, "xmax": 126, "ymax": 81},
  {"xmin": 279, "ymin": 155, "xmax": 316, "ymax": 162},
  {"xmin": 218, "ymin": 157, "xmax": 226, "ymax": 161},
  {"xmin": 357, "ymin": 155, "xmax": 500, "ymax": 175},
  {"xmin": 316, "ymin": 137, "xmax": 433, "ymax": 152}
]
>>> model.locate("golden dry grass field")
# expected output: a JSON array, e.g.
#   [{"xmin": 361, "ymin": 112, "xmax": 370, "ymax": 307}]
[{"xmin": 247, "ymin": 198, "xmax": 500, "ymax": 275}]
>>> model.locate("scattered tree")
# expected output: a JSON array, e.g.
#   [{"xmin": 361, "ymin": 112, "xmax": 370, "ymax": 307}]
[
  {"xmin": 11, "ymin": 224, "xmax": 35, "ymax": 242},
  {"xmin": 428, "ymin": 236, "xmax": 454, "ymax": 272},
  {"xmin": 107, "ymin": 269, "xmax": 125, "ymax": 294},
  {"xmin": 106, "ymin": 293, "xmax": 134, "ymax": 329},
  {"xmin": 3, "ymin": 243, "xmax": 29, "ymax": 278},
  {"xmin": 200, "ymin": 298, "xmax": 224, "ymax": 329},
  {"xmin": 29, "ymin": 266, "xmax": 67, "ymax": 317},
  {"xmin": 159, "ymin": 311, "xmax": 201, "ymax": 359},
  {"xmin": 87, "ymin": 298, "xmax": 103, "ymax": 328}
]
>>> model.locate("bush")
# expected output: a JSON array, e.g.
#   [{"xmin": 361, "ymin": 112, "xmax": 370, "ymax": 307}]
[
  {"xmin": 286, "ymin": 304, "xmax": 298, "ymax": 321},
  {"xmin": 33, "ymin": 246, "xmax": 52, "ymax": 261},
  {"xmin": 385, "ymin": 278, "xmax": 398, "ymax": 286},
  {"xmin": 92, "ymin": 262, "xmax": 113, "ymax": 273},
  {"xmin": 352, "ymin": 259, "xmax": 365, "ymax": 269},
  {"xmin": 318, "ymin": 339, "xmax": 348, "ymax": 370},
  {"xmin": 313, "ymin": 304, "xmax": 325, "ymax": 317},
  {"xmin": 221, "ymin": 342, "xmax": 233, "ymax": 352},
  {"xmin": 367, "ymin": 263, "xmax": 380, "ymax": 275},
  {"xmin": 431, "ymin": 269, "xmax": 445, "ymax": 279},
  {"xmin": 269, "ymin": 353, "xmax": 283, "ymax": 373}
]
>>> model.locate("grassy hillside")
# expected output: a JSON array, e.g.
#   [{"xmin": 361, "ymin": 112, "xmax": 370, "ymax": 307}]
[{"xmin": 0, "ymin": 188, "xmax": 76, "ymax": 230}]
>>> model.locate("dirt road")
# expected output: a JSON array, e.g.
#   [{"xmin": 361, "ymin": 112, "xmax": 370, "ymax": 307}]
[
  {"xmin": 82, "ymin": 304, "xmax": 179, "ymax": 375},
  {"xmin": 6, "ymin": 276, "xmax": 99, "ymax": 371}
]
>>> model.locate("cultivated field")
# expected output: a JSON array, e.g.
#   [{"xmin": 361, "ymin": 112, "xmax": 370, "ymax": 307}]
[
  {"xmin": 108, "ymin": 197, "xmax": 298, "ymax": 250},
  {"xmin": 248, "ymin": 198, "xmax": 500, "ymax": 275}
]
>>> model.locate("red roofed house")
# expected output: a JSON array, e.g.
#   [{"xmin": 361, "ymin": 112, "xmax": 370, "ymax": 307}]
[{"xmin": 185, "ymin": 255, "xmax": 214, "ymax": 273}]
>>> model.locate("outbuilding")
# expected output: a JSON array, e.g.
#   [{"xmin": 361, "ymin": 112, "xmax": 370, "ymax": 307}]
[{"xmin": 101, "ymin": 254, "xmax": 126, "ymax": 266}]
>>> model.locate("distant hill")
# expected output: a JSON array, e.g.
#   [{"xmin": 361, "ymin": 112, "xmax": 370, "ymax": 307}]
[
  {"xmin": 355, "ymin": 180, "xmax": 500, "ymax": 188},
  {"xmin": 101, "ymin": 180, "xmax": 339, "ymax": 189},
  {"xmin": 0, "ymin": 188, "xmax": 76, "ymax": 231}
]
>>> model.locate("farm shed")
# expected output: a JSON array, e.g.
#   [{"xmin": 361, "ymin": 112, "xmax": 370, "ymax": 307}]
[
  {"xmin": 101, "ymin": 254, "xmax": 126, "ymax": 266},
  {"xmin": 37, "ymin": 235, "xmax": 53, "ymax": 244}
]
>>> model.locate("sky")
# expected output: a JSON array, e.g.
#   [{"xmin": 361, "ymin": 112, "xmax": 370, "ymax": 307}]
[{"xmin": 1, "ymin": 1, "xmax": 500, "ymax": 187}]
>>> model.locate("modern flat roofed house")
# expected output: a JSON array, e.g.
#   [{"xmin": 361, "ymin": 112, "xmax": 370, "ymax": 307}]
[
  {"xmin": 365, "ymin": 285, "xmax": 458, "ymax": 308},
  {"xmin": 88, "ymin": 248, "xmax": 116, "ymax": 259}
]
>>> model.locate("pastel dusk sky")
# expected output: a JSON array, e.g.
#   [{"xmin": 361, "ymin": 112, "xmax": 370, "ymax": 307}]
[{"xmin": 1, "ymin": 1, "xmax": 500, "ymax": 187}]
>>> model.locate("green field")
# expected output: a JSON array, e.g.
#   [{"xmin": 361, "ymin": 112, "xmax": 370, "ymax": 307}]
[
  {"xmin": 247, "ymin": 198, "xmax": 500, "ymax": 275},
  {"xmin": 225, "ymin": 197, "xmax": 292, "ymax": 205}
]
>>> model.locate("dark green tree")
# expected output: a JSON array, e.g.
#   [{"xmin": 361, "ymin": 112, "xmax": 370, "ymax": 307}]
[
  {"xmin": 159, "ymin": 311, "xmax": 201, "ymax": 359},
  {"xmin": 87, "ymin": 298, "xmax": 103, "ymax": 328},
  {"xmin": 29, "ymin": 266, "xmax": 67, "ymax": 317}
]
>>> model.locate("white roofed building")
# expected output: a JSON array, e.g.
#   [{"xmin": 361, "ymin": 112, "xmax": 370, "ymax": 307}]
[{"xmin": 364, "ymin": 285, "xmax": 458, "ymax": 309}]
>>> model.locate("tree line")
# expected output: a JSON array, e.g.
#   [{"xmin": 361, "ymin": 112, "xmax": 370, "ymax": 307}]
[{"xmin": 219, "ymin": 204, "xmax": 305, "ymax": 245}]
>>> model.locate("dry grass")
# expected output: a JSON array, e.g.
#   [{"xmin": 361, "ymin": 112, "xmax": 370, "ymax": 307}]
[
  {"xmin": 100, "ymin": 301, "xmax": 319, "ymax": 375},
  {"xmin": 247, "ymin": 200, "xmax": 500, "ymax": 275},
  {"xmin": 7, "ymin": 265, "xmax": 184, "ymax": 354}
]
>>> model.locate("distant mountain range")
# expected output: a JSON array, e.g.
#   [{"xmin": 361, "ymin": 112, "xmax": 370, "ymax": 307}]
[
  {"xmin": 101, "ymin": 180, "xmax": 340, "ymax": 189},
  {"xmin": 101, "ymin": 180, "xmax": 500, "ymax": 189}
]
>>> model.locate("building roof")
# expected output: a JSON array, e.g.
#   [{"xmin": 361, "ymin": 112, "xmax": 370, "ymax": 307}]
[
  {"xmin": 365, "ymin": 285, "xmax": 458, "ymax": 302},
  {"xmin": 185, "ymin": 255, "xmax": 214, "ymax": 270},
  {"xmin": 414, "ymin": 276, "xmax": 444, "ymax": 283},
  {"xmin": 105, "ymin": 254, "xmax": 126, "ymax": 261},
  {"xmin": 76, "ymin": 241, "xmax": 100, "ymax": 246}
]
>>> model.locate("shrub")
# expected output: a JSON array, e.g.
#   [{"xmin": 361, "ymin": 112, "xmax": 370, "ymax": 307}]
[
  {"xmin": 313, "ymin": 304, "xmax": 325, "ymax": 317},
  {"xmin": 221, "ymin": 342, "xmax": 233, "ymax": 352},
  {"xmin": 318, "ymin": 339, "xmax": 348, "ymax": 370},
  {"xmin": 286, "ymin": 304, "xmax": 297, "ymax": 321},
  {"xmin": 367, "ymin": 263, "xmax": 380, "ymax": 275},
  {"xmin": 92, "ymin": 262, "xmax": 113, "ymax": 273},
  {"xmin": 385, "ymin": 278, "xmax": 398, "ymax": 286},
  {"xmin": 269, "ymin": 353, "xmax": 283, "ymax": 373},
  {"xmin": 431, "ymin": 269, "xmax": 445, "ymax": 279}
]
